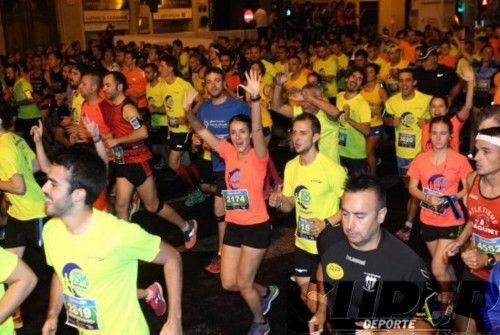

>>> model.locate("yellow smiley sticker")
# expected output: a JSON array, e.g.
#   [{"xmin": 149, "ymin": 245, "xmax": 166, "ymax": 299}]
[{"xmin": 326, "ymin": 263, "xmax": 344, "ymax": 280}]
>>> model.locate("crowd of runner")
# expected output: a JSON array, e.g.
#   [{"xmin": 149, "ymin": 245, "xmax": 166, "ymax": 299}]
[{"xmin": 0, "ymin": 20, "xmax": 499, "ymax": 334}]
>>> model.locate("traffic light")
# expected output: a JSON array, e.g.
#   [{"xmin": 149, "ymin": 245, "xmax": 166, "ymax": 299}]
[{"xmin": 456, "ymin": 0, "xmax": 464, "ymax": 13}]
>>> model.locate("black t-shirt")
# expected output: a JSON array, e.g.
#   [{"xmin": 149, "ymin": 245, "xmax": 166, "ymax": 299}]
[
  {"xmin": 49, "ymin": 69, "xmax": 67, "ymax": 94},
  {"xmin": 29, "ymin": 72, "xmax": 48, "ymax": 96},
  {"xmin": 317, "ymin": 226, "xmax": 436, "ymax": 331},
  {"xmin": 414, "ymin": 65, "xmax": 459, "ymax": 98}
]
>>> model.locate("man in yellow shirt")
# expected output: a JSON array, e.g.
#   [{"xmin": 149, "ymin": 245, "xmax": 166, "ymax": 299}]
[
  {"xmin": 367, "ymin": 43, "xmax": 388, "ymax": 69},
  {"xmin": 0, "ymin": 102, "xmax": 46, "ymax": 328},
  {"xmin": 313, "ymin": 42, "xmax": 338, "ymax": 102},
  {"xmin": 273, "ymin": 74, "xmax": 341, "ymax": 163},
  {"xmin": 40, "ymin": 147, "xmax": 183, "ymax": 335},
  {"xmin": 384, "ymin": 68, "xmax": 431, "ymax": 241},
  {"xmin": 336, "ymin": 67, "xmax": 372, "ymax": 174},
  {"xmin": 380, "ymin": 45, "xmax": 410, "ymax": 95},
  {"xmin": 269, "ymin": 113, "xmax": 346, "ymax": 313}
]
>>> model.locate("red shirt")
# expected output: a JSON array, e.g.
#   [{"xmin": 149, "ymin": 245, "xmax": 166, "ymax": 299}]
[
  {"xmin": 108, "ymin": 98, "xmax": 152, "ymax": 164},
  {"xmin": 122, "ymin": 67, "xmax": 147, "ymax": 108},
  {"xmin": 468, "ymin": 174, "xmax": 500, "ymax": 280}
]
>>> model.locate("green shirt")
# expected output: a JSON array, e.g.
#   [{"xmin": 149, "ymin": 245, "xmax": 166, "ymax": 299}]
[
  {"xmin": 0, "ymin": 132, "xmax": 45, "ymax": 220},
  {"xmin": 13, "ymin": 78, "xmax": 40, "ymax": 119},
  {"xmin": 336, "ymin": 92, "xmax": 371, "ymax": 159}
]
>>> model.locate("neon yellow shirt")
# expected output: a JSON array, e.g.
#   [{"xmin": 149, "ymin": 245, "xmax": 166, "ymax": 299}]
[
  {"xmin": 0, "ymin": 247, "xmax": 17, "ymax": 335},
  {"xmin": 146, "ymin": 79, "xmax": 168, "ymax": 127},
  {"xmin": 336, "ymin": 92, "xmax": 371, "ymax": 159},
  {"xmin": 13, "ymin": 78, "xmax": 40, "ymax": 119},
  {"xmin": 178, "ymin": 51, "xmax": 190, "ymax": 77},
  {"xmin": 274, "ymin": 61, "xmax": 287, "ymax": 74},
  {"xmin": 313, "ymin": 55, "xmax": 338, "ymax": 97},
  {"xmin": 385, "ymin": 90, "xmax": 432, "ymax": 159},
  {"xmin": 71, "ymin": 91, "xmax": 85, "ymax": 125},
  {"xmin": 332, "ymin": 53, "xmax": 349, "ymax": 70},
  {"xmin": 293, "ymin": 106, "xmax": 340, "ymax": 163},
  {"xmin": 43, "ymin": 210, "xmax": 161, "ymax": 335},
  {"xmin": 371, "ymin": 56, "xmax": 388, "ymax": 69},
  {"xmin": 261, "ymin": 59, "xmax": 276, "ymax": 86},
  {"xmin": 163, "ymin": 77, "xmax": 196, "ymax": 133},
  {"xmin": 283, "ymin": 152, "xmax": 346, "ymax": 254},
  {"xmin": 0, "ymin": 132, "xmax": 45, "ymax": 220}
]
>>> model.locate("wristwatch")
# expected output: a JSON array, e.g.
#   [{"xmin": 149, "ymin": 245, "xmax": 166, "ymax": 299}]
[{"xmin": 486, "ymin": 253, "xmax": 497, "ymax": 268}]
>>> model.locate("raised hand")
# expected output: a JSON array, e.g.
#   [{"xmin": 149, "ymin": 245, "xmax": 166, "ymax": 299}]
[
  {"xmin": 275, "ymin": 72, "xmax": 290, "ymax": 86},
  {"xmin": 83, "ymin": 115, "xmax": 100, "ymax": 140},
  {"xmin": 241, "ymin": 69, "xmax": 261, "ymax": 97},
  {"xmin": 183, "ymin": 89, "xmax": 199, "ymax": 112},
  {"xmin": 30, "ymin": 119, "xmax": 44, "ymax": 144}
]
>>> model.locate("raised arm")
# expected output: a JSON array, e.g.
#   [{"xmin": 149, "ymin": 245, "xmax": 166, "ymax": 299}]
[
  {"xmin": 271, "ymin": 73, "xmax": 294, "ymax": 118},
  {"xmin": 240, "ymin": 70, "xmax": 268, "ymax": 159},
  {"xmin": 456, "ymin": 64, "xmax": 474, "ymax": 121},
  {"xmin": 30, "ymin": 119, "xmax": 50, "ymax": 173},
  {"xmin": 184, "ymin": 91, "xmax": 220, "ymax": 153}
]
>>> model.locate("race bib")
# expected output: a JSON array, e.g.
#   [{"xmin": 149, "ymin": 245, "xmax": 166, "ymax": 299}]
[
  {"xmin": 398, "ymin": 133, "xmax": 416, "ymax": 148},
  {"xmin": 297, "ymin": 216, "xmax": 315, "ymax": 241},
  {"xmin": 419, "ymin": 188, "xmax": 446, "ymax": 215},
  {"xmin": 473, "ymin": 234, "xmax": 500, "ymax": 254},
  {"xmin": 339, "ymin": 131, "xmax": 347, "ymax": 147},
  {"xmin": 222, "ymin": 189, "xmax": 249, "ymax": 210},
  {"xmin": 63, "ymin": 294, "xmax": 100, "ymax": 331}
]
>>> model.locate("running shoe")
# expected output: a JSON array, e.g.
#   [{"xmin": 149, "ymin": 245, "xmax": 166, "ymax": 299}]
[
  {"xmin": 395, "ymin": 225, "xmax": 411, "ymax": 241},
  {"xmin": 184, "ymin": 188, "xmax": 208, "ymax": 207},
  {"xmin": 183, "ymin": 219, "xmax": 198, "ymax": 249},
  {"xmin": 247, "ymin": 320, "xmax": 270, "ymax": 335},
  {"xmin": 205, "ymin": 255, "xmax": 221, "ymax": 274},
  {"xmin": 128, "ymin": 191, "xmax": 141, "ymax": 221},
  {"xmin": 12, "ymin": 309, "xmax": 23, "ymax": 329},
  {"xmin": 145, "ymin": 282, "xmax": 166, "ymax": 316},
  {"xmin": 261, "ymin": 285, "xmax": 279, "ymax": 315}
]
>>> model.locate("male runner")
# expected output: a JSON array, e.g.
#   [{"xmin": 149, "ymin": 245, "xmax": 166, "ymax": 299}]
[{"xmin": 269, "ymin": 113, "xmax": 346, "ymax": 312}]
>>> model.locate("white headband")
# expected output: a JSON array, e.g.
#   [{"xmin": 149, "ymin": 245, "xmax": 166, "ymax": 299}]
[{"xmin": 476, "ymin": 134, "xmax": 500, "ymax": 147}]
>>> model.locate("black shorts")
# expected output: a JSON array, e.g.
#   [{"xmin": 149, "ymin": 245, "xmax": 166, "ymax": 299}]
[
  {"xmin": 167, "ymin": 131, "xmax": 191, "ymax": 151},
  {"xmin": 2, "ymin": 215, "xmax": 46, "ymax": 248},
  {"xmin": 294, "ymin": 247, "xmax": 318, "ymax": 279},
  {"xmin": 223, "ymin": 221, "xmax": 272, "ymax": 249},
  {"xmin": 454, "ymin": 270, "xmax": 487, "ymax": 327},
  {"xmin": 420, "ymin": 223, "xmax": 463, "ymax": 242},
  {"xmin": 199, "ymin": 159, "xmax": 215, "ymax": 184},
  {"xmin": 115, "ymin": 160, "xmax": 153, "ymax": 187},
  {"xmin": 340, "ymin": 156, "xmax": 368, "ymax": 175},
  {"xmin": 149, "ymin": 126, "xmax": 168, "ymax": 145},
  {"xmin": 214, "ymin": 171, "xmax": 226, "ymax": 197}
]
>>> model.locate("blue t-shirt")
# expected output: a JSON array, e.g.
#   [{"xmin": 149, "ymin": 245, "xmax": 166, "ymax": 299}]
[
  {"xmin": 197, "ymin": 97, "xmax": 250, "ymax": 172},
  {"xmin": 483, "ymin": 263, "xmax": 500, "ymax": 332}
]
